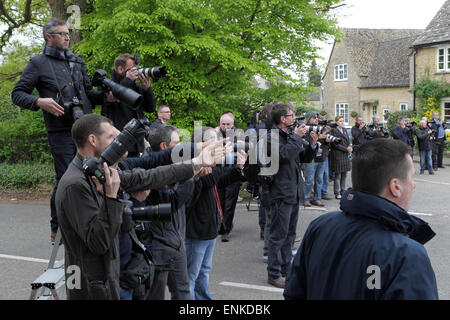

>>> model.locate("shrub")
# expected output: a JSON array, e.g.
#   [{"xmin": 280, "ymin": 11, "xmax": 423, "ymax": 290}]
[{"xmin": 0, "ymin": 162, "xmax": 55, "ymax": 189}]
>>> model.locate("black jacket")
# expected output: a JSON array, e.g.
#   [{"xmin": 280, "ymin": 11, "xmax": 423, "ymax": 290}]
[
  {"xmin": 264, "ymin": 126, "xmax": 314, "ymax": 205},
  {"xmin": 186, "ymin": 167, "xmax": 244, "ymax": 240},
  {"xmin": 351, "ymin": 125, "xmax": 367, "ymax": 146},
  {"xmin": 101, "ymin": 69, "xmax": 156, "ymax": 154},
  {"xmin": 416, "ymin": 126, "xmax": 433, "ymax": 151},
  {"xmin": 284, "ymin": 189, "xmax": 437, "ymax": 300},
  {"xmin": 11, "ymin": 45, "xmax": 102, "ymax": 133}
]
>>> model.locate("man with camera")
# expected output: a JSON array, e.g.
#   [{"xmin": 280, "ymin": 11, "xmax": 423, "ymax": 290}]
[
  {"xmin": 416, "ymin": 120, "xmax": 435, "ymax": 175},
  {"xmin": 11, "ymin": 18, "xmax": 103, "ymax": 243},
  {"xmin": 429, "ymin": 111, "xmax": 447, "ymax": 170},
  {"xmin": 265, "ymin": 104, "xmax": 317, "ymax": 288},
  {"xmin": 101, "ymin": 54, "xmax": 157, "ymax": 157},
  {"xmin": 284, "ymin": 139, "xmax": 437, "ymax": 299},
  {"xmin": 366, "ymin": 115, "xmax": 389, "ymax": 140},
  {"xmin": 55, "ymin": 114, "xmax": 225, "ymax": 300},
  {"xmin": 393, "ymin": 116, "xmax": 411, "ymax": 146},
  {"xmin": 351, "ymin": 116, "xmax": 368, "ymax": 148}
]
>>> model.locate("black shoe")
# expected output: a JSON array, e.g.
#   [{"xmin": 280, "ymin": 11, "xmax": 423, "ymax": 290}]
[
  {"xmin": 260, "ymin": 231, "xmax": 264, "ymax": 240},
  {"xmin": 438, "ymin": 166, "xmax": 445, "ymax": 169},
  {"xmin": 221, "ymin": 233, "xmax": 230, "ymax": 242},
  {"xmin": 429, "ymin": 171, "xmax": 435, "ymax": 175},
  {"xmin": 268, "ymin": 277, "xmax": 285, "ymax": 288},
  {"xmin": 420, "ymin": 170, "xmax": 424, "ymax": 175}
]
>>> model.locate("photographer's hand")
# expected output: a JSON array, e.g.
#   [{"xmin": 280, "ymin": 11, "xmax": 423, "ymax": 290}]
[
  {"xmin": 309, "ymin": 131, "xmax": 319, "ymax": 146},
  {"xmin": 294, "ymin": 124, "xmax": 307, "ymax": 137},
  {"xmin": 106, "ymin": 91, "xmax": 119, "ymax": 103},
  {"xmin": 193, "ymin": 138, "xmax": 228, "ymax": 167},
  {"xmin": 92, "ymin": 163, "xmax": 121, "ymax": 199},
  {"xmin": 36, "ymin": 98, "xmax": 65, "ymax": 117},
  {"xmin": 125, "ymin": 67, "xmax": 139, "ymax": 81},
  {"xmin": 131, "ymin": 190, "xmax": 151, "ymax": 202},
  {"xmin": 138, "ymin": 74, "xmax": 151, "ymax": 90},
  {"xmin": 236, "ymin": 150, "xmax": 249, "ymax": 169}
]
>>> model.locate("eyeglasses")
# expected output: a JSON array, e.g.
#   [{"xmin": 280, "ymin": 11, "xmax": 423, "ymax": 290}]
[{"xmin": 50, "ymin": 32, "xmax": 70, "ymax": 37}]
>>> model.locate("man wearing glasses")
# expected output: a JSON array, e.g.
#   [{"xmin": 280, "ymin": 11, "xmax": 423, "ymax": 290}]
[
  {"xmin": 101, "ymin": 53, "xmax": 156, "ymax": 157},
  {"xmin": 12, "ymin": 18, "xmax": 103, "ymax": 243}
]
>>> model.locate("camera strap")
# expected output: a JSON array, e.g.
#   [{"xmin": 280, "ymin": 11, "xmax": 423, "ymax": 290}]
[
  {"xmin": 129, "ymin": 228, "xmax": 153, "ymax": 265},
  {"xmin": 47, "ymin": 57, "xmax": 65, "ymax": 105}
]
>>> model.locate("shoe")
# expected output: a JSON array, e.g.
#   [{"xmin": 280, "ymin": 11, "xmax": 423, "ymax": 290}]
[
  {"xmin": 260, "ymin": 231, "xmax": 264, "ymax": 240},
  {"xmin": 322, "ymin": 194, "xmax": 332, "ymax": 200},
  {"xmin": 433, "ymin": 167, "xmax": 438, "ymax": 171},
  {"xmin": 335, "ymin": 195, "xmax": 342, "ymax": 199},
  {"xmin": 268, "ymin": 277, "xmax": 285, "ymax": 288},
  {"xmin": 221, "ymin": 233, "xmax": 230, "ymax": 242},
  {"xmin": 420, "ymin": 170, "xmax": 424, "ymax": 175},
  {"xmin": 429, "ymin": 171, "xmax": 435, "ymax": 175},
  {"xmin": 438, "ymin": 166, "xmax": 445, "ymax": 169},
  {"xmin": 303, "ymin": 201, "xmax": 311, "ymax": 207},
  {"xmin": 311, "ymin": 200, "xmax": 325, "ymax": 207}
]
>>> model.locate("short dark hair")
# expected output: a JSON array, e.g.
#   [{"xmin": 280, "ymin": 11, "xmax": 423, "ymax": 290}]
[
  {"xmin": 351, "ymin": 139, "xmax": 413, "ymax": 195},
  {"xmin": 157, "ymin": 105, "xmax": 170, "ymax": 112},
  {"xmin": 271, "ymin": 104, "xmax": 293, "ymax": 125},
  {"xmin": 148, "ymin": 125, "xmax": 178, "ymax": 151},
  {"xmin": 114, "ymin": 54, "xmax": 134, "ymax": 70},
  {"xmin": 71, "ymin": 114, "xmax": 113, "ymax": 149},
  {"xmin": 43, "ymin": 18, "xmax": 67, "ymax": 41}
]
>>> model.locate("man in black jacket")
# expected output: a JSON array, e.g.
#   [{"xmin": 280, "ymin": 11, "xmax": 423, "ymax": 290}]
[
  {"xmin": 264, "ymin": 104, "xmax": 317, "ymax": 288},
  {"xmin": 351, "ymin": 116, "xmax": 368, "ymax": 148},
  {"xmin": 429, "ymin": 111, "xmax": 447, "ymax": 170},
  {"xmin": 101, "ymin": 54, "xmax": 156, "ymax": 157},
  {"xmin": 11, "ymin": 18, "xmax": 103, "ymax": 242},
  {"xmin": 416, "ymin": 120, "xmax": 435, "ymax": 175}
]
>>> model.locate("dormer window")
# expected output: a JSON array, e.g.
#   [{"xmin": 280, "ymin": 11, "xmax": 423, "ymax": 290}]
[{"xmin": 334, "ymin": 64, "xmax": 348, "ymax": 81}]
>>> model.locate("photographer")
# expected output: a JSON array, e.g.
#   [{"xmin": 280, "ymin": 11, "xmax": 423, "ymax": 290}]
[
  {"xmin": 101, "ymin": 54, "xmax": 156, "ymax": 157},
  {"xmin": 366, "ymin": 115, "xmax": 389, "ymax": 140},
  {"xmin": 429, "ymin": 111, "xmax": 447, "ymax": 170},
  {"xmin": 404, "ymin": 117, "xmax": 416, "ymax": 150},
  {"xmin": 393, "ymin": 116, "xmax": 410, "ymax": 146},
  {"xmin": 351, "ymin": 116, "xmax": 368, "ymax": 148},
  {"xmin": 55, "ymin": 114, "xmax": 224, "ymax": 300},
  {"xmin": 330, "ymin": 116, "xmax": 352, "ymax": 199},
  {"xmin": 416, "ymin": 120, "xmax": 434, "ymax": 175},
  {"xmin": 11, "ymin": 18, "xmax": 103, "ymax": 243},
  {"xmin": 265, "ymin": 104, "xmax": 317, "ymax": 288}
]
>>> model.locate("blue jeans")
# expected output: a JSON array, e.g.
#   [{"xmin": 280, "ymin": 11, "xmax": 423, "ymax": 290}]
[
  {"xmin": 321, "ymin": 157, "xmax": 329, "ymax": 196},
  {"xmin": 185, "ymin": 238, "xmax": 216, "ymax": 300},
  {"xmin": 304, "ymin": 162, "xmax": 325, "ymax": 202},
  {"xmin": 420, "ymin": 150, "xmax": 433, "ymax": 172},
  {"xmin": 120, "ymin": 287, "xmax": 134, "ymax": 300}
]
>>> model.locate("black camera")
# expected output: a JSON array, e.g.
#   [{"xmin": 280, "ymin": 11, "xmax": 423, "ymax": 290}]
[
  {"xmin": 92, "ymin": 69, "xmax": 143, "ymax": 109},
  {"xmin": 134, "ymin": 54, "xmax": 167, "ymax": 81},
  {"xmin": 122, "ymin": 200, "xmax": 172, "ymax": 221},
  {"xmin": 405, "ymin": 121, "xmax": 416, "ymax": 128},
  {"xmin": 83, "ymin": 118, "xmax": 149, "ymax": 184},
  {"xmin": 63, "ymin": 96, "xmax": 84, "ymax": 121}
]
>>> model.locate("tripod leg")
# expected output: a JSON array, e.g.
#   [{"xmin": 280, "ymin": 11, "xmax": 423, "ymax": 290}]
[{"xmin": 48, "ymin": 229, "xmax": 62, "ymax": 269}]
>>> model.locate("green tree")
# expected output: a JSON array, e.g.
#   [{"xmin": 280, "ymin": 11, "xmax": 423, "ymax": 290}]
[
  {"xmin": 76, "ymin": 0, "xmax": 342, "ymax": 128},
  {"xmin": 307, "ymin": 59, "xmax": 322, "ymax": 87}
]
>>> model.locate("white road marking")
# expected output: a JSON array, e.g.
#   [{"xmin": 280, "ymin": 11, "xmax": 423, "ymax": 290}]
[
  {"xmin": 415, "ymin": 179, "xmax": 450, "ymax": 186},
  {"xmin": 0, "ymin": 254, "xmax": 49, "ymax": 264},
  {"xmin": 409, "ymin": 212, "xmax": 433, "ymax": 217},
  {"xmin": 219, "ymin": 281, "xmax": 284, "ymax": 293},
  {"xmin": 303, "ymin": 207, "xmax": 328, "ymax": 211}
]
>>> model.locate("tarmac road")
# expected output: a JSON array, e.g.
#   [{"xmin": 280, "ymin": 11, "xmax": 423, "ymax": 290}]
[{"xmin": 0, "ymin": 161, "xmax": 449, "ymax": 300}]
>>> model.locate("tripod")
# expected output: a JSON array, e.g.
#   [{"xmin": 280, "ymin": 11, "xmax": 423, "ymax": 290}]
[{"xmin": 29, "ymin": 229, "xmax": 66, "ymax": 300}]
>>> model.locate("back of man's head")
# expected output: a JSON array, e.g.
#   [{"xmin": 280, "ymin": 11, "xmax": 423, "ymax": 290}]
[
  {"xmin": 149, "ymin": 125, "xmax": 178, "ymax": 151},
  {"xmin": 71, "ymin": 114, "xmax": 113, "ymax": 149},
  {"xmin": 352, "ymin": 139, "xmax": 412, "ymax": 195},
  {"xmin": 271, "ymin": 104, "xmax": 292, "ymax": 125}
]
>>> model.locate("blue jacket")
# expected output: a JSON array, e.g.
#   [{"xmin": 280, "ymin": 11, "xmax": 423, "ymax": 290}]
[{"xmin": 284, "ymin": 189, "xmax": 438, "ymax": 300}]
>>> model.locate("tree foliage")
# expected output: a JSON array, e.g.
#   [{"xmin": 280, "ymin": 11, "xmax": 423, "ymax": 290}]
[{"xmin": 76, "ymin": 0, "xmax": 341, "ymax": 128}]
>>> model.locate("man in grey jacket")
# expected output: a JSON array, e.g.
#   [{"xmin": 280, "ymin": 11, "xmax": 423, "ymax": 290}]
[{"xmin": 55, "ymin": 114, "xmax": 223, "ymax": 299}]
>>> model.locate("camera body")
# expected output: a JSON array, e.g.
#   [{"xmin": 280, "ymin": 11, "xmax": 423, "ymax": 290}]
[
  {"xmin": 83, "ymin": 118, "xmax": 150, "ymax": 184},
  {"xmin": 63, "ymin": 96, "xmax": 84, "ymax": 121},
  {"xmin": 405, "ymin": 121, "xmax": 416, "ymax": 128},
  {"xmin": 134, "ymin": 54, "xmax": 167, "ymax": 81}
]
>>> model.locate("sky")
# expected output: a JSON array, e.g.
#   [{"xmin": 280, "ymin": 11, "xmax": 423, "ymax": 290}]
[{"xmin": 316, "ymin": 0, "xmax": 448, "ymax": 65}]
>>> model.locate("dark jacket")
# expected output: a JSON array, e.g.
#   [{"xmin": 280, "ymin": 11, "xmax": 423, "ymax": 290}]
[
  {"xmin": 284, "ymin": 189, "xmax": 437, "ymax": 300},
  {"xmin": 265, "ymin": 126, "xmax": 313, "ymax": 205},
  {"xmin": 186, "ymin": 167, "xmax": 244, "ymax": 240},
  {"xmin": 56, "ymin": 154, "xmax": 194, "ymax": 300},
  {"xmin": 11, "ymin": 45, "xmax": 102, "ymax": 133},
  {"xmin": 366, "ymin": 124, "xmax": 389, "ymax": 140},
  {"xmin": 393, "ymin": 125, "xmax": 409, "ymax": 145},
  {"xmin": 416, "ymin": 126, "xmax": 433, "ymax": 151},
  {"xmin": 330, "ymin": 127, "xmax": 351, "ymax": 173},
  {"xmin": 302, "ymin": 132, "xmax": 330, "ymax": 163},
  {"xmin": 351, "ymin": 125, "xmax": 367, "ymax": 146},
  {"xmin": 101, "ymin": 69, "xmax": 156, "ymax": 154}
]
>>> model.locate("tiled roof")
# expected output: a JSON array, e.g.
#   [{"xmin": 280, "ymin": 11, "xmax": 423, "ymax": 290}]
[{"xmin": 413, "ymin": 0, "xmax": 450, "ymax": 47}]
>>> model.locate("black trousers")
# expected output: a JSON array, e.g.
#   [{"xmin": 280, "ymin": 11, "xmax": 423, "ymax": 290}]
[
  {"xmin": 432, "ymin": 138, "xmax": 445, "ymax": 168},
  {"xmin": 48, "ymin": 131, "xmax": 76, "ymax": 233},
  {"xmin": 218, "ymin": 181, "xmax": 241, "ymax": 235}
]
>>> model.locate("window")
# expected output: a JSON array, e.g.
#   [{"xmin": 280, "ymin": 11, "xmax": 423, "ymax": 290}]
[
  {"xmin": 437, "ymin": 47, "xmax": 450, "ymax": 72},
  {"xmin": 334, "ymin": 64, "xmax": 348, "ymax": 81},
  {"xmin": 400, "ymin": 103, "xmax": 408, "ymax": 111},
  {"xmin": 382, "ymin": 108, "xmax": 390, "ymax": 123},
  {"xmin": 372, "ymin": 105, "xmax": 377, "ymax": 116},
  {"xmin": 335, "ymin": 103, "xmax": 349, "ymax": 124}
]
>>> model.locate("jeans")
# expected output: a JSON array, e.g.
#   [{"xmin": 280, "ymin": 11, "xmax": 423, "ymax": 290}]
[
  {"xmin": 185, "ymin": 238, "xmax": 216, "ymax": 300},
  {"xmin": 334, "ymin": 171, "xmax": 348, "ymax": 196},
  {"xmin": 322, "ymin": 157, "xmax": 329, "ymax": 196},
  {"xmin": 420, "ymin": 150, "xmax": 433, "ymax": 172},
  {"xmin": 120, "ymin": 287, "xmax": 134, "ymax": 300},
  {"xmin": 304, "ymin": 162, "xmax": 325, "ymax": 202},
  {"xmin": 47, "ymin": 131, "xmax": 77, "ymax": 233},
  {"xmin": 267, "ymin": 200, "xmax": 299, "ymax": 279}
]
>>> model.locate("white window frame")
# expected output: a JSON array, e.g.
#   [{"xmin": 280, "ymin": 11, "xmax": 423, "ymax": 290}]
[
  {"xmin": 334, "ymin": 64, "xmax": 348, "ymax": 81},
  {"xmin": 335, "ymin": 103, "xmax": 349, "ymax": 125},
  {"xmin": 437, "ymin": 46, "xmax": 450, "ymax": 72},
  {"xmin": 372, "ymin": 105, "xmax": 377, "ymax": 116},
  {"xmin": 382, "ymin": 108, "xmax": 390, "ymax": 124},
  {"xmin": 399, "ymin": 103, "xmax": 408, "ymax": 111}
]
